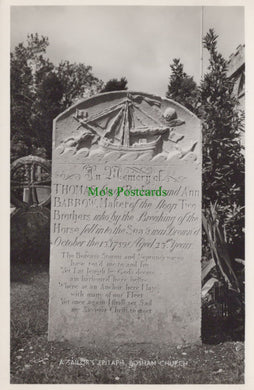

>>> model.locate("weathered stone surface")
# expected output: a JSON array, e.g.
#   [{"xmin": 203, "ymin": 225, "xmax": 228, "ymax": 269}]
[{"xmin": 48, "ymin": 91, "xmax": 201, "ymax": 346}]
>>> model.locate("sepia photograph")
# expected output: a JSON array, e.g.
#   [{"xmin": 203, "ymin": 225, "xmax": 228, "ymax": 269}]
[{"xmin": 7, "ymin": 3, "xmax": 246, "ymax": 385}]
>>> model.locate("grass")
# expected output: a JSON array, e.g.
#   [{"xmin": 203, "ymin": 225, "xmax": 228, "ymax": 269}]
[{"xmin": 10, "ymin": 261, "xmax": 244, "ymax": 384}]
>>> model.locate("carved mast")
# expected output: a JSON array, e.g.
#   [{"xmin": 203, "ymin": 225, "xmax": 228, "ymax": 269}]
[{"xmin": 122, "ymin": 94, "xmax": 131, "ymax": 146}]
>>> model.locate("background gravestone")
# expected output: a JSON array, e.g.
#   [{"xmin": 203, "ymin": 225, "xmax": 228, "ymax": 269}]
[
  {"xmin": 48, "ymin": 91, "xmax": 201, "ymax": 346},
  {"xmin": 11, "ymin": 156, "xmax": 51, "ymax": 265}
]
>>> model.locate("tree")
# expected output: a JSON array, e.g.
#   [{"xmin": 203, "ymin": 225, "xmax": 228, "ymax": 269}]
[
  {"xmin": 10, "ymin": 34, "xmax": 44, "ymax": 153},
  {"xmin": 11, "ymin": 35, "xmax": 61, "ymax": 159},
  {"xmin": 32, "ymin": 72, "xmax": 64, "ymax": 155},
  {"xmin": 166, "ymin": 58, "xmax": 199, "ymax": 113},
  {"xmin": 166, "ymin": 32, "xmax": 244, "ymax": 249},
  {"xmin": 199, "ymin": 31, "xmax": 245, "ymax": 334},
  {"xmin": 100, "ymin": 77, "xmax": 128, "ymax": 93},
  {"xmin": 56, "ymin": 61, "xmax": 103, "ymax": 107},
  {"xmin": 200, "ymin": 29, "xmax": 244, "ymax": 210},
  {"xmin": 11, "ymin": 34, "xmax": 103, "ymax": 159},
  {"xmin": 200, "ymin": 29, "xmax": 244, "ymax": 261}
]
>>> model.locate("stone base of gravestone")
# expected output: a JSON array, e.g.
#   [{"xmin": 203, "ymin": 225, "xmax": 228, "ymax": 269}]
[{"xmin": 11, "ymin": 207, "xmax": 50, "ymax": 264}]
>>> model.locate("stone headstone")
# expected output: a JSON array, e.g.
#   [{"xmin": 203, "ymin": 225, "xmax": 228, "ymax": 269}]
[
  {"xmin": 48, "ymin": 91, "xmax": 201, "ymax": 346},
  {"xmin": 11, "ymin": 206, "xmax": 50, "ymax": 263}
]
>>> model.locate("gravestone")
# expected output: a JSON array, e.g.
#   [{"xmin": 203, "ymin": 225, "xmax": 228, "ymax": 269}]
[{"xmin": 48, "ymin": 91, "xmax": 201, "ymax": 346}]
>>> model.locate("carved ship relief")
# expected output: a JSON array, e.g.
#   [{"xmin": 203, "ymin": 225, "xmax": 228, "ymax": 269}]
[{"xmin": 57, "ymin": 92, "xmax": 197, "ymax": 161}]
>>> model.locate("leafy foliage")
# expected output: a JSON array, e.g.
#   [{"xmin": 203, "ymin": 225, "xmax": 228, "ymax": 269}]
[
  {"xmin": 11, "ymin": 34, "xmax": 103, "ymax": 159},
  {"xmin": 11, "ymin": 35, "xmax": 37, "ymax": 152},
  {"xmin": 199, "ymin": 31, "xmax": 245, "ymax": 335},
  {"xmin": 200, "ymin": 30, "xmax": 244, "ymax": 211},
  {"xmin": 202, "ymin": 203, "xmax": 244, "ymax": 340},
  {"xmin": 56, "ymin": 61, "xmax": 103, "ymax": 107},
  {"xmin": 167, "ymin": 31, "xmax": 245, "ymax": 333},
  {"xmin": 100, "ymin": 77, "xmax": 128, "ymax": 93},
  {"xmin": 202, "ymin": 203, "xmax": 244, "ymax": 296},
  {"xmin": 167, "ymin": 31, "xmax": 244, "ymax": 252},
  {"xmin": 166, "ymin": 58, "xmax": 199, "ymax": 113},
  {"xmin": 200, "ymin": 29, "xmax": 244, "ymax": 254}
]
